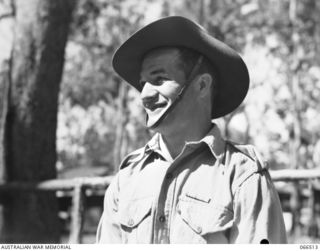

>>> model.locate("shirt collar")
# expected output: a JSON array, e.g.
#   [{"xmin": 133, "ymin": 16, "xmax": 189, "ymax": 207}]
[
  {"xmin": 143, "ymin": 123, "xmax": 226, "ymax": 161},
  {"xmin": 199, "ymin": 124, "xmax": 226, "ymax": 160},
  {"xmin": 145, "ymin": 133, "xmax": 161, "ymax": 153}
]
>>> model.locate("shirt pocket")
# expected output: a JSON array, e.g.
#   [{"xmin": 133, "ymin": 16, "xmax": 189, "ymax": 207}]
[
  {"xmin": 177, "ymin": 193, "xmax": 234, "ymax": 236},
  {"xmin": 118, "ymin": 196, "xmax": 153, "ymax": 243}
]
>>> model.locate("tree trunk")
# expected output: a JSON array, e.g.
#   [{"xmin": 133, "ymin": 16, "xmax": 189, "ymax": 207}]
[
  {"xmin": 288, "ymin": 0, "xmax": 302, "ymax": 238},
  {"xmin": 113, "ymin": 83, "xmax": 129, "ymax": 172},
  {"xmin": 0, "ymin": 0, "xmax": 75, "ymax": 243},
  {"xmin": 162, "ymin": 0, "xmax": 171, "ymax": 16},
  {"xmin": 198, "ymin": 0, "xmax": 207, "ymax": 28}
]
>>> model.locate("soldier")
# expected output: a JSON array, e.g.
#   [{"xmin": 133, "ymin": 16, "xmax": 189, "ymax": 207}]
[{"xmin": 96, "ymin": 16, "xmax": 287, "ymax": 244}]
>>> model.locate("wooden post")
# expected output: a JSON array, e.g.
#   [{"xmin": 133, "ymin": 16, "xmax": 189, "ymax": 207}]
[
  {"xmin": 69, "ymin": 182, "xmax": 86, "ymax": 244},
  {"xmin": 0, "ymin": 61, "xmax": 9, "ymax": 181},
  {"xmin": 307, "ymin": 181, "xmax": 320, "ymax": 238},
  {"xmin": 307, "ymin": 182, "xmax": 316, "ymax": 237}
]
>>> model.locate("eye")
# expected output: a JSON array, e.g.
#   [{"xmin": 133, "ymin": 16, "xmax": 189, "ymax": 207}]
[
  {"xmin": 153, "ymin": 77, "xmax": 169, "ymax": 86},
  {"xmin": 139, "ymin": 77, "xmax": 170, "ymax": 88}
]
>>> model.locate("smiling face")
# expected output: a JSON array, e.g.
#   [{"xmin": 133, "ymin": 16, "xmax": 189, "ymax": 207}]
[
  {"xmin": 140, "ymin": 47, "xmax": 208, "ymax": 134},
  {"xmin": 140, "ymin": 48, "xmax": 186, "ymax": 130}
]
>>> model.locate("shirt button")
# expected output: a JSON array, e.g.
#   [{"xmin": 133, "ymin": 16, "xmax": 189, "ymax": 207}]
[
  {"xmin": 165, "ymin": 173, "xmax": 173, "ymax": 179},
  {"xmin": 159, "ymin": 215, "xmax": 166, "ymax": 223},
  {"xmin": 196, "ymin": 226, "xmax": 202, "ymax": 234},
  {"xmin": 128, "ymin": 219, "xmax": 134, "ymax": 227}
]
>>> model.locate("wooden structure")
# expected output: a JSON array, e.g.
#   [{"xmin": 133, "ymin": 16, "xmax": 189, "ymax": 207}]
[{"xmin": 0, "ymin": 169, "xmax": 319, "ymax": 243}]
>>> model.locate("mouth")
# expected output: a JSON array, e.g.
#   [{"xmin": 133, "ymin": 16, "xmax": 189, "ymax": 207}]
[{"xmin": 144, "ymin": 102, "xmax": 167, "ymax": 111}]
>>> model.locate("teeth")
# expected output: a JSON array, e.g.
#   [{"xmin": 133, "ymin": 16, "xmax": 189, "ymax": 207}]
[{"xmin": 144, "ymin": 102, "xmax": 166, "ymax": 110}]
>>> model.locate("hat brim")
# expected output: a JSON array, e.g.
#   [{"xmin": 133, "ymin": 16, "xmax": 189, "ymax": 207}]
[{"xmin": 112, "ymin": 16, "xmax": 249, "ymax": 119}]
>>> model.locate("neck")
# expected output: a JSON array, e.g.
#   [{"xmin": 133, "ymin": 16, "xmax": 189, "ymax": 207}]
[{"xmin": 159, "ymin": 120, "xmax": 212, "ymax": 159}]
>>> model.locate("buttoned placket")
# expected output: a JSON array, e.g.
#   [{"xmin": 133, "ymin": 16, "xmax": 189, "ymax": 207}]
[
  {"xmin": 153, "ymin": 166, "xmax": 177, "ymax": 243},
  {"xmin": 149, "ymin": 147, "xmax": 172, "ymax": 244},
  {"xmin": 152, "ymin": 143, "xmax": 206, "ymax": 244},
  {"xmin": 138, "ymin": 138, "xmax": 170, "ymax": 244}
]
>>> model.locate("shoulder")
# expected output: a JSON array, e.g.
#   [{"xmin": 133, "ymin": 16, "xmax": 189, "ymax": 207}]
[
  {"xmin": 226, "ymin": 141, "xmax": 267, "ymax": 166},
  {"xmin": 224, "ymin": 141, "xmax": 268, "ymax": 195}
]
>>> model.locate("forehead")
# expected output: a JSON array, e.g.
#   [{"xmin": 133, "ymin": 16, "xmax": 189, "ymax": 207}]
[{"xmin": 141, "ymin": 47, "xmax": 181, "ymax": 73}]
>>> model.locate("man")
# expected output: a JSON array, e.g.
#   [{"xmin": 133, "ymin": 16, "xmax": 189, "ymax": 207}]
[{"xmin": 96, "ymin": 16, "xmax": 287, "ymax": 244}]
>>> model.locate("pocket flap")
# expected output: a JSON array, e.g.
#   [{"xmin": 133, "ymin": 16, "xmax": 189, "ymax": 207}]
[
  {"xmin": 119, "ymin": 196, "xmax": 153, "ymax": 228},
  {"xmin": 177, "ymin": 198, "xmax": 233, "ymax": 235}
]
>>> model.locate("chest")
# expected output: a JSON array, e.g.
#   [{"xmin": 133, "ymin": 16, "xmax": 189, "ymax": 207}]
[{"xmin": 117, "ymin": 150, "xmax": 234, "ymax": 243}]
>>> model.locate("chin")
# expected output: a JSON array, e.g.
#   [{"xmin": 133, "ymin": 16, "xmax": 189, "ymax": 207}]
[
  {"xmin": 145, "ymin": 108, "xmax": 183, "ymax": 134},
  {"xmin": 150, "ymin": 121, "xmax": 179, "ymax": 136}
]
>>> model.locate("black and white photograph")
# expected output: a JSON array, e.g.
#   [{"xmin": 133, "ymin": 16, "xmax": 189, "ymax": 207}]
[{"xmin": 0, "ymin": 0, "xmax": 320, "ymax": 245}]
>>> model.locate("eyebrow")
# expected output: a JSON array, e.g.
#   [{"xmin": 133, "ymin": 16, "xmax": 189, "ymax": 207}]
[
  {"xmin": 149, "ymin": 68, "xmax": 166, "ymax": 75},
  {"xmin": 140, "ymin": 68, "xmax": 167, "ymax": 82}
]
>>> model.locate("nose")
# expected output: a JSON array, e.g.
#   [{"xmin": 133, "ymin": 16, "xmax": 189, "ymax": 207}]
[{"xmin": 141, "ymin": 82, "xmax": 159, "ymax": 107}]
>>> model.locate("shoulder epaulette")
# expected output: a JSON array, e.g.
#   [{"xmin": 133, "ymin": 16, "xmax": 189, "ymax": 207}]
[{"xmin": 226, "ymin": 141, "xmax": 267, "ymax": 169}]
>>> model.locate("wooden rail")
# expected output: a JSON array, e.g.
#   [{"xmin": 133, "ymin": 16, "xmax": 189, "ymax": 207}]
[
  {"xmin": 0, "ymin": 169, "xmax": 319, "ymax": 243},
  {"xmin": 0, "ymin": 176, "xmax": 114, "ymax": 192},
  {"xmin": 0, "ymin": 169, "xmax": 318, "ymax": 192},
  {"xmin": 270, "ymin": 169, "xmax": 320, "ymax": 181},
  {"xmin": 0, "ymin": 176, "xmax": 114, "ymax": 243}
]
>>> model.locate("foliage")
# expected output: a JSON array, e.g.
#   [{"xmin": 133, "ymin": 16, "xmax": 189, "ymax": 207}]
[
  {"xmin": 53, "ymin": 0, "xmax": 320, "ymax": 173},
  {"xmin": 58, "ymin": 0, "xmax": 154, "ymax": 172},
  {"xmin": 170, "ymin": 0, "xmax": 320, "ymax": 170}
]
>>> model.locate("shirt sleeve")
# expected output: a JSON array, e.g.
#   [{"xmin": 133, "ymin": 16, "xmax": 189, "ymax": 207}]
[
  {"xmin": 229, "ymin": 169, "xmax": 288, "ymax": 243},
  {"xmin": 96, "ymin": 174, "xmax": 122, "ymax": 243}
]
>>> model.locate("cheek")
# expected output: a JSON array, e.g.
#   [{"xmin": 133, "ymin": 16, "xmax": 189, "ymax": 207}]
[{"xmin": 157, "ymin": 82, "xmax": 182, "ymax": 100}]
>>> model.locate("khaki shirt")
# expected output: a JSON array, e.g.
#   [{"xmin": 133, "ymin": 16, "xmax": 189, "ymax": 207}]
[{"xmin": 96, "ymin": 125, "xmax": 287, "ymax": 243}]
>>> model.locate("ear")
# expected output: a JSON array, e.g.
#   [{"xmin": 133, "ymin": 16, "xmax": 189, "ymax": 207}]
[{"xmin": 197, "ymin": 73, "xmax": 212, "ymax": 98}]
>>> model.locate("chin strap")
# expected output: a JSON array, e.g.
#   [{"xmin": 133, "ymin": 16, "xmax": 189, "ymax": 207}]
[{"xmin": 146, "ymin": 55, "xmax": 204, "ymax": 129}]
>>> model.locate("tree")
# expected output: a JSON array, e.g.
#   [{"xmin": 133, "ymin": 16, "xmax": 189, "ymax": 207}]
[
  {"xmin": 0, "ymin": 0, "xmax": 75, "ymax": 243},
  {"xmin": 58, "ymin": 0, "xmax": 152, "ymax": 173}
]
